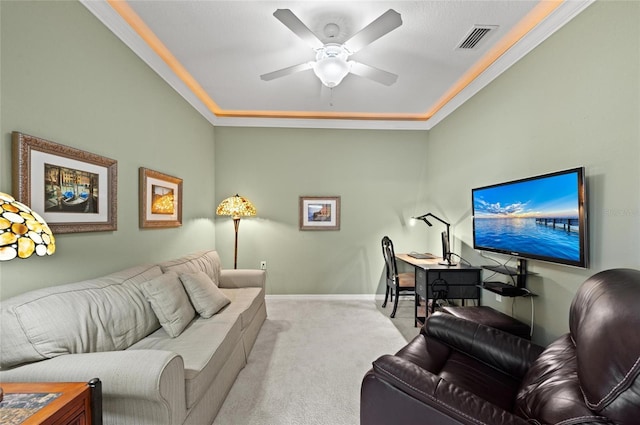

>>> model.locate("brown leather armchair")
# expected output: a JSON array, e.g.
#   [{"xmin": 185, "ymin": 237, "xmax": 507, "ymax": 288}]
[{"xmin": 361, "ymin": 268, "xmax": 640, "ymax": 425}]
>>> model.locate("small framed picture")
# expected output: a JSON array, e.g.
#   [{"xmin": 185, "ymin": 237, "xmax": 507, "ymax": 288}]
[
  {"xmin": 12, "ymin": 131, "xmax": 118, "ymax": 234},
  {"xmin": 299, "ymin": 196, "xmax": 340, "ymax": 231},
  {"xmin": 139, "ymin": 167, "xmax": 182, "ymax": 228}
]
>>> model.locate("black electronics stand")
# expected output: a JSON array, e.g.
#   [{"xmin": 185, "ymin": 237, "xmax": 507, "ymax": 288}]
[{"xmin": 481, "ymin": 259, "xmax": 532, "ymax": 297}]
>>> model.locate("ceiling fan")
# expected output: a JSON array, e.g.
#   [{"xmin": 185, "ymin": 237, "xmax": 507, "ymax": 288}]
[{"xmin": 260, "ymin": 9, "xmax": 402, "ymax": 88}]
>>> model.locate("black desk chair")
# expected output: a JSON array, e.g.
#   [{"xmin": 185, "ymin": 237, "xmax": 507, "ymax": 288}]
[{"xmin": 381, "ymin": 236, "xmax": 415, "ymax": 318}]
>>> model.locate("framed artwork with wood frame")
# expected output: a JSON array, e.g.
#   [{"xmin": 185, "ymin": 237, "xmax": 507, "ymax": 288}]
[
  {"xmin": 12, "ymin": 131, "xmax": 117, "ymax": 234},
  {"xmin": 139, "ymin": 167, "xmax": 182, "ymax": 228},
  {"xmin": 299, "ymin": 196, "xmax": 340, "ymax": 230}
]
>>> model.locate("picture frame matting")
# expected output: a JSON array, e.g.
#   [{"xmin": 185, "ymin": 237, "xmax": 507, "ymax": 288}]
[
  {"xmin": 12, "ymin": 131, "xmax": 118, "ymax": 234},
  {"xmin": 139, "ymin": 167, "xmax": 183, "ymax": 228},
  {"xmin": 299, "ymin": 196, "xmax": 341, "ymax": 230}
]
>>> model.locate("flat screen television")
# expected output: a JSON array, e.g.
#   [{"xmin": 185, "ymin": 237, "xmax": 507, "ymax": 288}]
[{"xmin": 472, "ymin": 167, "xmax": 588, "ymax": 268}]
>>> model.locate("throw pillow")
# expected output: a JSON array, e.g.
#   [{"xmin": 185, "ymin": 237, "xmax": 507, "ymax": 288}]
[
  {"xmin": 141, "ymin": 271, "xmax": 196, "ymax": 337},
  {"xmin": 179, "ymin": 271, "xmax": 231, "ymax": 318}
]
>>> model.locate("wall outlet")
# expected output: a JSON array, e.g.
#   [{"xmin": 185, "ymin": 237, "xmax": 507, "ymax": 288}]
[
  {"xmin": 495, "ymin": 294, "xmax": 502, "ymax": 303},
  {"xmin": 260, "ymin": 261, "xmax": 267, "ymax": 270}
]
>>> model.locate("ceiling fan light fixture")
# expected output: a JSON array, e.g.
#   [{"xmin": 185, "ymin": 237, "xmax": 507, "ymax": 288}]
[
  {"xmin": 263, "ymin": 9, "xmax": 401, "ymax": 88},
  {"xmin": 313, "ymin": 44, "xmax": 351, "ymax": 88},
  {"xmin": 313, "ymin": 57, "xmax": 351, "ymax": 88}
]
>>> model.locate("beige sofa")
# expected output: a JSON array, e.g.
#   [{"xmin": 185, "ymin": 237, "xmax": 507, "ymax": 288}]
[{"xmin": 0, "ymin": 250, "xmax": 266, "ymax": 425}]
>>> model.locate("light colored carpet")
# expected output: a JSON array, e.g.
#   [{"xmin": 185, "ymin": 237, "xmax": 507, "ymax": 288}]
[
  {"xmin": 375, "ymin": 295, "xmax": 424, "ymax": 342},
  {"xmin": 213, "ymin": 299, "xmax": 411, "ymax": 425}
]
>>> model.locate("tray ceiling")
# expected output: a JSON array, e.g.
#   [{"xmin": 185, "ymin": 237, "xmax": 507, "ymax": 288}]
[{"xmin": 82, "ymin": 1, "xmax": 593, "ymax": 130}]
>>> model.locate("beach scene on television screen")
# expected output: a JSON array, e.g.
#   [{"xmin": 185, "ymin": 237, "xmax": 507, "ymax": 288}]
[{"xmin": 473, "ymin": 173, "xmax": 580, "ymax": 262}]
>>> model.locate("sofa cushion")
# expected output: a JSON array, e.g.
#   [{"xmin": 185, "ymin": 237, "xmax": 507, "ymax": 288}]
[
  {"xmin": 179, "ymin": 271, "xmax": 230, "ymax": 318},
  {"xmin": 397, "ymin": 330, "xmax": 521, "ymax": 412},
  {"xmin": 142, "ymin": 272, "xmax": 195, "ymax": 338},
  {"xmin": 160, "ymin": 250, "xmax": 221, "ymax": 286},
  {"xmin": 0, "ymin": 264, "xmax": 163, "ymax": 368},
  {"xmin": 220, "ymin": 287, "xmax": 264, "ymax": 330},
  {"xmin": 441, "ymin": 350, "xmax": 521, "ymax": 412},
  {"xmin": 128, "ymin": 311, "xmax": 243, "ymax": 409}
]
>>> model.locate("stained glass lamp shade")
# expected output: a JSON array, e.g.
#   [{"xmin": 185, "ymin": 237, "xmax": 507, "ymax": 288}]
[{"xmin": 0, "ymin": 192, "xmax": 55, "ymax": 261}]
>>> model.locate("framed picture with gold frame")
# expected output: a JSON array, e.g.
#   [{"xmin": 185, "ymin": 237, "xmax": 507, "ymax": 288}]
[
  {"xmin": 299, "ymin": 196, "xmax": 340, "ymax": 230},
  {"xmin": 12, "ymin": 131, "xmax": 117, "ymax": 234},
  {"xmin": 139, "ymin": 167, "xmax": 182, "ymax": 228}
]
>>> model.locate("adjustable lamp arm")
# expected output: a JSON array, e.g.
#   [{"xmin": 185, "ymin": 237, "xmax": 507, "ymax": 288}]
[
  {"xmin": 413, "ymin": 213, "xmax": 450, "ymax": 232},
  {"xmin": 413, "ymin": 212, "xmax": 454, "ymax": 265},
  {"xmin": 423, "ymin": 213, "xmax": 449, "ymax": 229},
  {"xmin": 413, "ymin": 213, "xmax": 432, "ymax": 226}
]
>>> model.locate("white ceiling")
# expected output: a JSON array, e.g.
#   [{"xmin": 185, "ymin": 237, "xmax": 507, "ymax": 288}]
[{"xmin": 81, "ymin": 1, "xmax": 593, "ymax": 130}]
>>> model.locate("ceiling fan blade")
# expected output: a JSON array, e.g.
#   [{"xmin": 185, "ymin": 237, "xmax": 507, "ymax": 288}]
[
  {"xmin": 343, "ymin": 9, "xmax": 402, "ymax": 53},
  {"xmin": 273, "ymin": 9, "xmax": 324, "ymax": 50},
  {"xmin": 260, "ymin": 62, "xmax": 313, "ymax": 81},
  {"xmin": 349, "ymin": 61, "xmax": 398, "ymax": 86}
]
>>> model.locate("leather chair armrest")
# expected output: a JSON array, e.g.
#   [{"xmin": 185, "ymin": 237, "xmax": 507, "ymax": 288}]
[
  {"xmin": 367, "ymin": 355, "xmax": 530, "ymax": 425},
  {"xmin": 424, "ymin": 312, "xmax": 544, "ymax": 379}
]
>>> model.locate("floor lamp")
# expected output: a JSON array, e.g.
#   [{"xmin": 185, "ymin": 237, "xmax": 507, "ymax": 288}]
[{"xmin": 216, "ymin": 194, "xmax": 256, "ymax": 269}]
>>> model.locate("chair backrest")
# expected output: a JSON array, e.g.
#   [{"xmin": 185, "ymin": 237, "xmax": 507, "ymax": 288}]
[
  {"xmin": 516, "ymin": 268, "xmax": 640, "ymax": 424},
  {"xmin": 569, "ymin": 268, "xmax": 640, "ymax": 423},
  {"xmin": 381, "ymin": 236, "xmax": 399, "ymax": 286}
]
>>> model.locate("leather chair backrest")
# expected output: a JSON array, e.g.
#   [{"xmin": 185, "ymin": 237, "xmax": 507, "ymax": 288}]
[{"xmin": 569, "ymin": 268, "xmax": 640, "ymax": 423}]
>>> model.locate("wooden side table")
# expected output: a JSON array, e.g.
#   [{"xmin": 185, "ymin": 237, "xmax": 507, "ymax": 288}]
[{"xmin": 0, "ymin": 379, "xmax": 102, "ymax": 425}]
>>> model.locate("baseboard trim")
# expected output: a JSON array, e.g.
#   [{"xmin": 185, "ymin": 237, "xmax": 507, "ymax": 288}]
[{"xmin": 266, "ymin": 294, "xmax": 385, "ymax": 301}]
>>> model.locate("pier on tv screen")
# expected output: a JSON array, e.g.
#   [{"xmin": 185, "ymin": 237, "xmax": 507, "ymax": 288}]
[{"xmin": 472, "ymin": 168, "xmax": 587, "ymax": 267}]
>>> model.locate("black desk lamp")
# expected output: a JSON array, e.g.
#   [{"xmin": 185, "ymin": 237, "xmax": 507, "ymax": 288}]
[{"xmin": 413, "ymin": 212, "xmax": 457, "ymax": 266}]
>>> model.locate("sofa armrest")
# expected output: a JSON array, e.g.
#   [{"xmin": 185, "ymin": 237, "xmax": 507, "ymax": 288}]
[
  {"xmin": 219, "ymin": 269, "xmax": 265, "ymax": 289},
  {"xmin": 425, "ymin": 313, "xmax": 544, "ymax": 379},
  {"xmin": 0, "ymin": 350, "xmax": 186, "ymax": 425},
  {"xmin": 364, "ymin": 355, "xmax": 530, "ymax": 425}
]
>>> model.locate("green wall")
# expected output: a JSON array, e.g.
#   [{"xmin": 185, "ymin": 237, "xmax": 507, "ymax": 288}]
[
  {"xmin": 0, "ymin": 1, "xmax": 216, "ymax": 299},
  {"xmin": 214, "ymin": 127, "xmax": 430, "ymax": 295}
]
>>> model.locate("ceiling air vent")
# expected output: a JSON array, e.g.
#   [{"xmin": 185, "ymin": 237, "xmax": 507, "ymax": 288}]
[{"xmin": 457, "ymin": 25, "xmax": 498, "ymax": 49}]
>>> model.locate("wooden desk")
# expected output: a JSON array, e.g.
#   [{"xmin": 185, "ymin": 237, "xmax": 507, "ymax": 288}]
[
  {"xmin": 396, "ymin": 254, "xmax": 482, "ymax": 326},
  {"xmin": 0, "ymin": 380, "xmax": 102, "ymax": 425}
]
